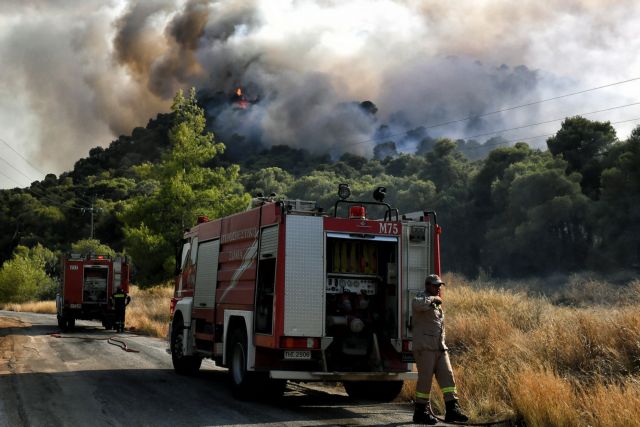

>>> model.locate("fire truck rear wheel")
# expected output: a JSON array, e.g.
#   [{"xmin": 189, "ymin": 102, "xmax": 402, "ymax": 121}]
[
  {"xmin": 66, "ymin": 317, "xmax": 75, "ymax": 330},
  {"xmin": 171, "ymin": 320, "xmax": 202, "ymax": 375},
  {"xmin": 343, "ymin": 380, "xmax": 404, "ymax": 402}
]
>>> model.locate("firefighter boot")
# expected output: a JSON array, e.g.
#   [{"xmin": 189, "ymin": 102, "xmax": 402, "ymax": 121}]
[
  {"xmin": 413, "ymin": 403, "xmax": 437, "ymax": 425},
  {"xmin": 445, "ymin": 399, "xmax": 468, "ymax": 423}
]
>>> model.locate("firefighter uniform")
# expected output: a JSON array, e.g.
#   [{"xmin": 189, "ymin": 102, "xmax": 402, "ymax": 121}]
[
  {"xmin": 411, "ymin": 274, "xmax": 467, "ymax": 424},
  {"xmin": 111, "ymin": 287, "xmax": 131, "ymax": 333},
  {"xmin": 412, "ymin": 292, "xmax": 457, "ymax": 402}
]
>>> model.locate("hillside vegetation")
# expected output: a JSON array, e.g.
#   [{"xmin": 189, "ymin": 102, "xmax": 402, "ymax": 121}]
[{"xmin": 0, "ymin": 87, "xmax": 638, "ymax": 290}]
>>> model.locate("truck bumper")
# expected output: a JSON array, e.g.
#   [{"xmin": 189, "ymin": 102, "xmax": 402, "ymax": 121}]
[{"xmin": 269, "ymin": 370, "xmax": 417, "ymax": 381}]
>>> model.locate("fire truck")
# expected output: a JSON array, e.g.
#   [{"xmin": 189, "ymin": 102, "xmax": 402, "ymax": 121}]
[
  {"xmin": 168, "ymin": 185, "xmax": 441, "ymax": 400},
  {"xmin": 56, "ymin": 253, "xmax": 130, "ymax": 331}
]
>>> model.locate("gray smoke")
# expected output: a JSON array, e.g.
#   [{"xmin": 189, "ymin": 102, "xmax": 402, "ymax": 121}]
[{"xmin": 1, "ymin": 0, "xmax": 639, "ymax": 187}]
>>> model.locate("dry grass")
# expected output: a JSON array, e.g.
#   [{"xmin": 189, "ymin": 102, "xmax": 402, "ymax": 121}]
[
  {"xmin": 1, "ymin": 300, "xmax": 56, "ymax": 313},
  {"xmin": 401, "ymin": 273, "xmax": 640, "ymax": 426},
  {"xmin": 126, "ymin": 283, "xmax": 173, "ymax": 337}
]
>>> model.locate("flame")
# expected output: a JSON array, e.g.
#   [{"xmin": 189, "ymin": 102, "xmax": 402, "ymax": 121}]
[{"xmin": 234, "ymin": 87, "xmax": 248, "ymax": 109}]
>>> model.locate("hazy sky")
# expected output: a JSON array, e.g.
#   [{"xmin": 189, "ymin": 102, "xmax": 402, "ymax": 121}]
[{"xmin": 1, "ymin": 0, "xmax": 639, "ymax": 189}]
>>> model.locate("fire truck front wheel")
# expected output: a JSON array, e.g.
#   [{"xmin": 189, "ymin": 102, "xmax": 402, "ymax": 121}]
[
  {"xmin": 170, "ymin": 319, "xmax": 202, "ymax": 375},
  {"xmin": 228, "ymin": 327, "xmax": 256, "ymax": 400}
]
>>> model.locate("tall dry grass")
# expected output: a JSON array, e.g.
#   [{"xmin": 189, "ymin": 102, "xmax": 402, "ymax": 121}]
[
  {"xmin": 126, "ymin": 283, "xmax": 173, "ymax": 337},
  {"xmin": 1, "ymin": 300, "xmax": 56, "ymax": 314},
  {"xmin": 402, "ymin": 273, "xmax": 640, "ymax": 426}
]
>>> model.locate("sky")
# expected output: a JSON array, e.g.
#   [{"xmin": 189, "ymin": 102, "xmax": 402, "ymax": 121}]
[{"xmin": 1, "ymin": 0, "xmax": 639, "ymax": 189}]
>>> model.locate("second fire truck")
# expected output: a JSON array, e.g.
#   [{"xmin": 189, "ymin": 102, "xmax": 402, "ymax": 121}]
[
  {"xmin": 168, "ymin": 185, "xmax": 441, "ymax": 400},
  {"xmin": 57, "ymin": 253, "xmax": 130, "ymax": 331}
]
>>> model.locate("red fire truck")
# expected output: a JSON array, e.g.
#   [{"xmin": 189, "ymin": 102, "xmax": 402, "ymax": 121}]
[
  {"xmin": 168, "ymin": 185, "xmax": 441, "ymax": 400},
  {"xmin": 56, "ymin": 253, "xmax": 130, "ymax": 331}
]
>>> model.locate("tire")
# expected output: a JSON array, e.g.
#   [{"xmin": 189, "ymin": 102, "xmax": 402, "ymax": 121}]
[
  {"xmin": 228, "ymin": 327, "xmax": 255, "ymax": 399},
  {"xmin": 66, "ymin": 317, "xmax": 75, "ymax": 330},
  {"xmin": 171, "ymin": 321, "xmax": 202, "ymax": 375},
  {"xmin": 57, "ymin": 315, "xmax": 67, "ymax": 331},
  {"xmin": 343, "ymin": 380, "xmax": 404, "ymax": 402}
]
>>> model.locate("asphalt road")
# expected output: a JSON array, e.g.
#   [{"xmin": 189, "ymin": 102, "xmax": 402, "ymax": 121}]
[{"xmin": 0, "ymin": 311, "xmax": 423, "ymax": 427}]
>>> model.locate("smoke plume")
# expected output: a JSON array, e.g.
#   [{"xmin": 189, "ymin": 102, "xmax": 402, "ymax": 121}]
[{"xmin": 1, "ymin": 0, "xmax": 639, "ymax": 186}]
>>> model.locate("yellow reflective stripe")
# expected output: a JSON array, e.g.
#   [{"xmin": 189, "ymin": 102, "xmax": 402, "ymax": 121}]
[
  {"xmin": 415, "ymin": 391, "xmax": 430, "ymax": 399},
  {"xmin": 114, "ymin": 295, "xmax": 125, "ymax": 298},
  {"xmin": 441, "ymin": 386, "xmax": 457, "ymax": 394}
]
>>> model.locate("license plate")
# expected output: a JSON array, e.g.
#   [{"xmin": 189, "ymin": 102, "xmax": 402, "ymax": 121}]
[{"xmin": 284, "ymin": 350, "xmax": 311, "ymax": 360}]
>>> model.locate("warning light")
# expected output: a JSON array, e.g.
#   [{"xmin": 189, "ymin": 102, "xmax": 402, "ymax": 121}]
[{"xmin": 349, "ymin": 206, "xmax": 366, "ymax": 219}]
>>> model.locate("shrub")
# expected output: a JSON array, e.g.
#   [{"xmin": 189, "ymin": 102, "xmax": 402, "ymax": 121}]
[{"xmin": 0, "ymin": 244, "xmax": 57, "ymax": 303}]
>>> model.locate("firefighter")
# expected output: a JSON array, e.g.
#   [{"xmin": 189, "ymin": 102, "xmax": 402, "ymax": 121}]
[
  {"xmin": 411, "ymin": 274, "xmax": 468, "ymax": 424},
  {"xmin": 111, "ymin": 286, "xmax": 131, "ymax": 333}
]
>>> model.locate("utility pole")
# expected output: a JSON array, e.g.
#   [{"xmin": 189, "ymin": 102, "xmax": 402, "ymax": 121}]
[{"xmin": 81, "ymin": 198, "xmax": 102, "ymax": 239}]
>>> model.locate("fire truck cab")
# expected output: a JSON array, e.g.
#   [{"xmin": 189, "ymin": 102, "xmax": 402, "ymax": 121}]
[
  {"xmin": 57, "ymin": 253, "xmax": 130, "ymax": 331},
  {"xmin": 168, "ymin": 185, "xmax": 440, "ymax": 400}
]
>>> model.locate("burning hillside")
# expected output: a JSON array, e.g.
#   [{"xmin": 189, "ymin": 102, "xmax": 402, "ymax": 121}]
[{"xmin": 2, "ymin": 0, "xmax": 638, "ymax": 177}]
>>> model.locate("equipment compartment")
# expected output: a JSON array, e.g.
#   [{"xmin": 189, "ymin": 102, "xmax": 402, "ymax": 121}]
[{"xmin": 324, "ymin": 235, "xmax": 400, "ymax": 371}]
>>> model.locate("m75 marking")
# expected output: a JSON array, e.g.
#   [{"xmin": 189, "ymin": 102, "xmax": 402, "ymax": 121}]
[{"xmin": 379, "ymin": 222, "xmax": 399, "ymax": 235}]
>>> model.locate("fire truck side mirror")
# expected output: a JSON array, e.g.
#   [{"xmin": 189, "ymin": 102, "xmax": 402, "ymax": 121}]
[{"xmin": 175, "ymin": 239, "xmax": 186, "ymax": 275}]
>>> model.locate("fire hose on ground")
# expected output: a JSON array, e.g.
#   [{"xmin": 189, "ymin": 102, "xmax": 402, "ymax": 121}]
[{"xmin": 50, "ymin": 331, "xmax": 140, "ymax": 353}]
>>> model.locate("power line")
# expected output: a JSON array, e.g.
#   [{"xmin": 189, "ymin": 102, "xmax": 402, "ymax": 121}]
[
  {"xmin": 463, "ymin": 101, "xmax": 640, "ymax": 141},
  {"xmin": 0, "ymin": 137, "xmax": 45, "ymax": 178},
  {"xmin": 459, "ymin": 115, "xmax": 640, "ymax": 152},
  {"xmin": 342, "ymin": 76, "xmax": 640, "ymax": 149},
  {"xmin": 0, "ymin": 155, "xmax": 36, "ymax": 185},
  {"xmin": 0, "ymin": 168, "xmax": 24, "ymax": 188},
  {"xmin": 0, "ymin": 136, "xmax": 94, "ymax": 204}
]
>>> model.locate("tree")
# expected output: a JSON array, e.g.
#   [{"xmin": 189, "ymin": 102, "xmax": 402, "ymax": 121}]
[
  {"xmin": 121, "ymin": 88, "xmax": 249, "ymax": 285},
  {"xmin": 373, "ymin": 141, "xmax": 398, "ymax": 160},
  {"xmin": 71, "ymin": 239, "xmax": 116, "ymax": 257},
  {"xmin": 420, "ymin": 139, "xmax": 472, "ymax": 193},
  {"xmin": 287, "ymin": 171, "xmax": 343, "ymax": 210},
  {"xmin": 546, "ymin": 116, "xmax": 617, "ymax": 199},
  {"xmin": 483, "ymin": 154, "xmax": 591, "ymax": 276},
  {"xmin": 241, "ymin": 167, "xmax": 294, "ymax": 198},
  {"xmin": 592, "ymin": 126, "xmax": 640, "ymax": 268},
  {"xmin": 384, "ymin": 153, "xmax": 427, "ymax": 177}
]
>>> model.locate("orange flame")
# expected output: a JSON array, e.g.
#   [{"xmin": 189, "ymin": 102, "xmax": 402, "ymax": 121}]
[{"xmin": 236, "ymin": 87, "xmax": 242, "ymax": 96}]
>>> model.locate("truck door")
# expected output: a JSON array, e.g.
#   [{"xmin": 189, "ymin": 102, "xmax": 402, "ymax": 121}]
[
  {"xmin": 63, "ymin": 258, "xmax": 84, "ymax": 306},
  {"xmin": 193, "ymin": 239, "xmax": 220, "ymax": 309},
  {"xmin": 402, "ymin": 221, "xmax": 434, "ymax": 337},
  {"xmin": 83, "ymin": 265, "xmax": 109, "ymax": 304},
  {"xmin": 255, "ymin": 225, "xmax": 278, "ymax": 334}
]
